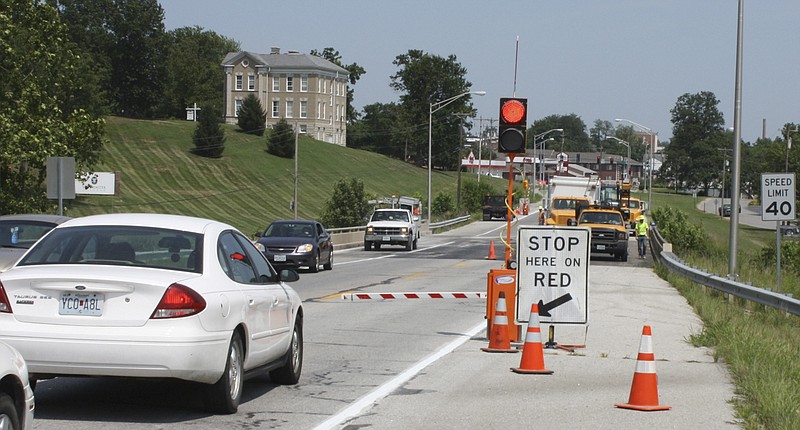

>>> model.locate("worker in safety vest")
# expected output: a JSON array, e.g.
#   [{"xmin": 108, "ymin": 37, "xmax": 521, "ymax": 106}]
[
  {"xmin": 537, "ymin": 206, "xmax": 546, "ymax": 225},
  {"xmin": 635, "ymin": 215, "xmax": 649, "ymax": 258}
]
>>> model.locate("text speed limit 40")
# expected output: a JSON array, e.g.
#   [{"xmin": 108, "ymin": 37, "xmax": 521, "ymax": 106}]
[{"xmin": 761, "ymin": 173, "xmax": 796, "ymax": 222}]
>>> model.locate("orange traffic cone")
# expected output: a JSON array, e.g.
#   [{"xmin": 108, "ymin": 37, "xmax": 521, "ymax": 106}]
[
  {"xmin": 511, "ymin": 303, "xmax": 553, "ymax": 374},
  {"xmin": 615, "ymin": 325, "xmax": 671, "ymax": 411},
  {"xmin": 486, "ymin": 241, "xmax": 496, "ymax": 260},
  {"xmin": 481, "ymin": 291, "xmax": 518, "ymax": 353}
]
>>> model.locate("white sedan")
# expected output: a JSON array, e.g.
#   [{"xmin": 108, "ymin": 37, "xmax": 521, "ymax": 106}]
[
  {"xmin": 0, "ymin": 213, "xmax": 303, "ymax": 414},
  {"xmin": 0, "ymin": 342, "xmax": 34, "ymax": 430}
]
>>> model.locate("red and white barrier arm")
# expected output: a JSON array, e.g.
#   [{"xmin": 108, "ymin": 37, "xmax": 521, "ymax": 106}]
[{"xmin": 341, "ymin": 292, "xmax": 487, "ymax": 301}]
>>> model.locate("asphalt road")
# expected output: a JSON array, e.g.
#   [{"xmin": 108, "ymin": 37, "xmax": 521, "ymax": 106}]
[{"xmin": 29, "ymin": 215, "xmax": 737, "ymax": 429}]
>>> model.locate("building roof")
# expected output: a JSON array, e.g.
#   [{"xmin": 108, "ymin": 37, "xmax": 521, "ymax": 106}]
[{"xmin": 221, "ymin": 49, "xmax": 350, "ymax": 76}]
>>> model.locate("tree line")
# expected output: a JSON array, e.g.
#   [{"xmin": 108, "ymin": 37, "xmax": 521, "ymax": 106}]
[{"xmin": 3, "ymin": 1, "xmax": 796, "ymax": 215}]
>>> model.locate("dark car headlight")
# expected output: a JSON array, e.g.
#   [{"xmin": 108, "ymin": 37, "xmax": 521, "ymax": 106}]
[
  {"xmin": 295, "ymin": 244, "xmax": 313, "ymax": 253},
  {"xmin": 617, "ymin": 232, "xmax": 628, "ymax": 240}
]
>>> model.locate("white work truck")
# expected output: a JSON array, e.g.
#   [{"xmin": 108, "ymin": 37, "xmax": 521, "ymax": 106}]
[{"xmin": 364, "ymin": 208, "xmax": 417, "ymax": 251}]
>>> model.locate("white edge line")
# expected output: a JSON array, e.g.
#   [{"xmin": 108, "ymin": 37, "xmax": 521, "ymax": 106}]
[{"xmin": 312, "ymin": 320, "xmax": 486, "ymax": 430}]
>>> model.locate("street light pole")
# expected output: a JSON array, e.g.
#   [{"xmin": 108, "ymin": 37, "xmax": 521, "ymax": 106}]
[
  {"xmin": 427, "ymin": 90, "xmax": 485, "ymax": 232},
  {"xmin": 606, "ymin": 136, "xmax": 631, "ymax": 181},
  {"xmin": 784, "ymin": 126, "xmax": 798, "ymax": 172},
  {"xmin": 532, "ymin": 128, "xmax": 562, "ymax": 190},
  {"xmin": 615, "ymin": 119, "xmax": 655, "ymax": 212}
]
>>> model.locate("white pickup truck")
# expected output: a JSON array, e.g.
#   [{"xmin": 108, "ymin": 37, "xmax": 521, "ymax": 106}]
[{"xmin": 364, "ymin": 208, "xmax": 417, "ymax": 251}]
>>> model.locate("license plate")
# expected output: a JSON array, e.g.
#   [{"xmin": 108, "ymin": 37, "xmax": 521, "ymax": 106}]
[
  {"xmin": 59, "ymin": 292, "xmax": 104, "ymax": 316},
  {"xmin": 596, "ymin": 244, "xmax": 606, "ymax": 250},
  {"xmin": 274, "ymin": 254, "xmax": 287, "ymax": 262},
  {"xmin": 382, "ymin": 236, "xmax": 390, "ymax": 241}
]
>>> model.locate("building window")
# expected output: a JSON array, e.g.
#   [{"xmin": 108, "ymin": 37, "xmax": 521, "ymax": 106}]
[
  {"xmin": 247, "ymin": 74, "xmax": 255, "ymax": 91},
  {"xmin": 299, "ymin": 124, "xmax": 307, "ymax": 133},
  {"xmin": 235, "ymin": 74, "xmax": 243, "ymax": 91},
  {"xmin": 317, "ymin": 78, "xmax": 321, "ymax": 93},
  {"xmin": 272, "ymin": 100, "xmax": 279, "ymax": 118},
  {"xmin": 300, "ymin": 76, "xmax": 308, "ymax": 92},
  {"xmin": 235, "ymin": 99, "xmax": 243, "ymax": 116},
  {"xmin": 286, "ymin": 100, "xmax": 294, "ymax": 118},
  {"xmin": 317, "ymin": 102, "xmax": 322, "ymax": 119},
  {"xmin": 300, "ymin": 100, "xmax": 307, "ymax": 118},
  {"xmin": 322, "ymin": 79, "xmax": 326, "ymax": 94},
  {"xmin": 272, "ymin": 76, "xmax": 280, "ymax": 92},
  {"xmin": 287, "ymin": 76, "xmax": 294, "ymax": 92}
]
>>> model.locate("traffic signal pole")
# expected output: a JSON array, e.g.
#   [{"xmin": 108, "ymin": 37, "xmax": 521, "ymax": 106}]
[{"xmin": 505, "ymin": 158, "xmax": 516, "ymax": 268}]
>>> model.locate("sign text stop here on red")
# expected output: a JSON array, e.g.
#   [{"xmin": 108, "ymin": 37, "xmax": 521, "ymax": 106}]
[{"xmin": 524, "ymin": 234, "xmax": 583, "ymax": 288}]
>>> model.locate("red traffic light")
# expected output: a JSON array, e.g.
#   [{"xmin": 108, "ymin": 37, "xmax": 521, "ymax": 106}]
[
  {"xmin": 500, "ymin": 99, "xmax": 526, "ymax": 124},
  {"xmin": 498, "ymin": 97, "xmax": 527, "ymax": 153}
]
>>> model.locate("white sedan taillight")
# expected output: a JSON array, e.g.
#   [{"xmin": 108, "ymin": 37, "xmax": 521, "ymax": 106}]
[
  {"xmin": 0, "ymin": 283, "xmax": 11, "ymax": 313},
  {"xmin": 151, "ymin": 283, "xmax": 206, "ymax": 319}
]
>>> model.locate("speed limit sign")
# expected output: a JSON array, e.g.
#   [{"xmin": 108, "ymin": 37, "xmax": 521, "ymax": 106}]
[{"xmin": 761, "ymin": 173, "xmax": 796, "ymax": 221}]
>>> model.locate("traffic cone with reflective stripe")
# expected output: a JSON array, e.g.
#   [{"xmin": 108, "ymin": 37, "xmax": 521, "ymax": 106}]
[
  {"xmin": 615, "ymin": 325, "xmax": 671, "ymax": 411},
  {"xmin": 481, "ymin": 292, "xmax": 517, "ymax": 353},
  {"xmin": 511, "ymin": 303, "xmax": 553, "ymax": 374},
  {"xmin": 486, "ymin": 241, "xmax": 496, "ymax": 260}
]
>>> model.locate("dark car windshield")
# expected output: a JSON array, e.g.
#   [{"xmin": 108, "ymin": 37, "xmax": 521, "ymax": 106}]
[
  {"xmin": 18, "ymin": 226, "xmax": 203, "ymax": 273},
  {"xmin": 264, "ymin": 222, "xmax": 314, "ymax": 238},
  {"xmin": 0, "ymin": 220, "xmax": 58, "ymax": 249}
]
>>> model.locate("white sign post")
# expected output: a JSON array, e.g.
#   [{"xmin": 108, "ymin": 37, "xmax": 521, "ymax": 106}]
[
  {"xmin": 761, "ymin": 172, "xmax": 796, "ymax": 293},
  {"xmin": 516, "ymin": 226, "xmax": 590, "ymax": 324}
]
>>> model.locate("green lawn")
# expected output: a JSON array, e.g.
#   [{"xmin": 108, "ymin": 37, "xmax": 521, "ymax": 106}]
[{"xmin": 67, "ymin": 117, "xmax": 507, "ymax": 235}]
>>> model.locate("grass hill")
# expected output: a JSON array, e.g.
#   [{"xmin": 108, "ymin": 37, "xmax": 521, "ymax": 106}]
[{"xmin": 68, "ymin": 116, "xmax": 504, "ymax": 235}]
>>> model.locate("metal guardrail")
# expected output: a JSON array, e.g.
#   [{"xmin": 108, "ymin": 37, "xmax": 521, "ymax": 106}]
[
  {"xmin": 651, "ymin": 226, "xmax": 800, "ymax": 316},
  {"xmin": 329, "ymin": 215, "xmax": 472, "ymax": 248},
  {"xmin": 429, "ymin": 215, "xmax": 471, "ymax": 230}
]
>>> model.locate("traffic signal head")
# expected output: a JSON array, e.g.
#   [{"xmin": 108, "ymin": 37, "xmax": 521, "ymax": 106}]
[{"xmin": 498, "ymin": 97, "xmax": 527, "ymax": 153}]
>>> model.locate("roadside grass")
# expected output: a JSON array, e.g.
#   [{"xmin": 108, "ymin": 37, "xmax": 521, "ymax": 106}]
[
  {"xmin": 67, "ymin": 117, "xmax": 507, "ymax": 235},
  {"xmin": 650, "ymin": 191, "xmax": 800, "ymax": 429}
]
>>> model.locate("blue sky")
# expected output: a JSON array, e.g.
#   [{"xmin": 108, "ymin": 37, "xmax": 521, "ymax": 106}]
[{"xmin": 159, "ymin": 1, "xmax": 799, "ymax": 143}]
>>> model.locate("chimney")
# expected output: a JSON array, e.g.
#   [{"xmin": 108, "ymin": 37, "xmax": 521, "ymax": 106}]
[{"xmin": 270, "ymin": 47, "xmax": 280, "ymax": 55}]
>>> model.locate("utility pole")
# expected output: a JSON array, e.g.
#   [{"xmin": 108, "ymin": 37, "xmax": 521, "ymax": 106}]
[{"xmin": 784, "ymin": 125, "xmax": 798, "ymax": 173}]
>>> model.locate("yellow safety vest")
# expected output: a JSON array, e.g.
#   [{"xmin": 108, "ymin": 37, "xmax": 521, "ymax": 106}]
[{"xmin": 635, "ymin": 220, "xmax": 649, "ymax": 237}]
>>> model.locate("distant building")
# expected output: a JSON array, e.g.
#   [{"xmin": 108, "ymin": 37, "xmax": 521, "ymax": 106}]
[
  {"xmin": 221, "ymin": 47, "xmax": 349, "ymax": 145},
  {"xmin": 462, "ymin": 150, "xmax": 646, "ymax": 184}
]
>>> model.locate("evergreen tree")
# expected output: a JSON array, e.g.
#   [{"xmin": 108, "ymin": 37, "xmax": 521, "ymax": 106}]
[
  {"xmin": 237, "ymin": 94, "xmax": 267, "ymax": 136},
  {"xmin": 267, "ymin": 119, "xmax": 295, "ymax": 159},
  {"xmin": 192, "ymin": 104, "xmax": 225, "ymax": 158}
]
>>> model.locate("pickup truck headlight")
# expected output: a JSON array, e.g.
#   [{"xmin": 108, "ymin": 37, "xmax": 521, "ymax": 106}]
[
  {"xmin": 366, "ymin": 226, "xmax": 374, "ymax": 233},
  {"xmin": 295, "ymin": 244, "xmax": 314, "ymax": 253},
  {"xmin": 400, "ymin": 227, "xmax": 408, "ymax": 234},
  {"xmin": 617, "ymin": 231, "xmax": 628, "ymax": 240}
]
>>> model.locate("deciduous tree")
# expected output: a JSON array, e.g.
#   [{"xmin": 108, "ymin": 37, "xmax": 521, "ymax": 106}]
[
  {"xmin": 319, "ymin": 178, "xmax": 370, "ymax": 228},
  {"xmin": 162, "ymin": 26, "xmax": 240, "ymax": 119},
  {"xmin": 0, "ymin": 0, "xmax": 105, "ymax": 213},
  {"xmin": 663, "ymin": 91, "xmax": 726, "ymax": 192},
  {"xmin": 391, "ymin": 50, "xmax": 476, "ymax": 170}
]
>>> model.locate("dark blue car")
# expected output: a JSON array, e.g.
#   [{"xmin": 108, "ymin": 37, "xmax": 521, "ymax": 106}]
[{"xmin": 256, "ymin": 220, "xmax": 333, "ymax": 273}]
